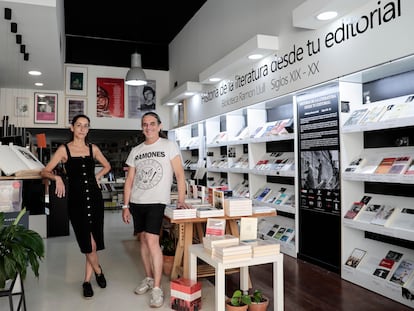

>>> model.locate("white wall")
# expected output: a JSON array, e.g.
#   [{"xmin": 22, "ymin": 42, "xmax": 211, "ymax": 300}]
[
  {"xmin": 168, "ymin": 0, "xmax": 304, "ymax": 88},
  {"xmin": 0, "ymin": 64, "xmax": 172, "ymax": 130}
]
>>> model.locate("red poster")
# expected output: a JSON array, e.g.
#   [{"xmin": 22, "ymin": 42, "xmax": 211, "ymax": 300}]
[{"xmin": 96, "ymin": 77, "xmax": 124, "ymax": 118}]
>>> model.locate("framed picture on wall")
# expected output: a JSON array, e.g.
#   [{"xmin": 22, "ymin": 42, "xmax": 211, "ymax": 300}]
[
  {"xmin": 34, "ymin": 92, "xmax": 58, "ymax": 124},
  {"xmin": 66, "ymin": 97, "xmax": 87, "ymax": 126},
  {"xmin": 96, "ymin": 77, "xmax": 124, "ymax": 118},
  {"xmin": 15, "ymin": 96, "xmax": 29, "ymax": 117},
  {"xmin": 65, "ymin": 65, "xmax": 88, "ymax": 96}
]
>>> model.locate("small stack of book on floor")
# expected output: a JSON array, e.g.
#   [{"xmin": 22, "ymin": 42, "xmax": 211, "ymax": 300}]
[
  {"xmin": 212, "ymin": 243, "xmax": 252, "ymax": 262},
  {"xmin": 164, "ymin": 204, "xmax": 197, "ymax": 219},
  {"xmin": 170, "ymin": 278, "xmax": 202, "ymax": 311},
  {"xmin": 223, "ymin": 197, "xmax": 252, "ymax": 216},
  {"xmin": 240, "ymin": 238, "xmax": 280, "ymax": 257}
]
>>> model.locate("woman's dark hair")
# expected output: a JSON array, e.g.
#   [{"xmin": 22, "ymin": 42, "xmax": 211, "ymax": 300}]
[
  {"xmin": 142, "ymin": 86, "xmax": 155, "ymax": 98},
  {"xmin": 70, "ymin": 114, "xmax": 91, "ymax": 142},
  {"xmin": 141, "ymin": 112, "xmax": 167, "ymax": 138}
]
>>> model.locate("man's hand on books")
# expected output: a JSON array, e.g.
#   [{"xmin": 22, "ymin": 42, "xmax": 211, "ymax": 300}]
[{"xmin": 176, "ymin": 201, "xmax": 190, "ymax": 209}]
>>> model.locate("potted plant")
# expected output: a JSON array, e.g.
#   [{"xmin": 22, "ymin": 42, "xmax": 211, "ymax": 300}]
[
  {"xmin": 226, "ymin": 289, "xmax": 251, "ymax": 311},
  {"xmin": 248, "ymin": 289, "xmax": 269, "ymax": 311},
  {"xmin": 0, "ymin": 208, "xmax": 45, "ymax": 289},
  {"xmin": 159, "ymin": 224, "xmax": 177, "ymax": 276}
]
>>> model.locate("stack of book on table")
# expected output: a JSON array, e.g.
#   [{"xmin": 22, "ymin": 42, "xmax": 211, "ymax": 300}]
[
  {"xmin": 212, "ymin": 243, "xmax": 252, "ymax": 262},
  {"xmin": 170, "ymin": 278, "xmax": 202, "ymax": 311},
  {"xmin": 223, "ymin": 197, "xmax": 252, "ymax": 216},
  {"xmin": 164, "ymin": 204, "xmax": 197, "ymax": 219},
  {"xmin": 203, "ymin": 234, "xmax": 239, "ymax": 254},
  {"xmin": 240, "ymin": 238, "xmax": 280, "ymax": 257},
  {"xmin": 194, "ymin": 204, "xmax": 225, "ymax": 218}
]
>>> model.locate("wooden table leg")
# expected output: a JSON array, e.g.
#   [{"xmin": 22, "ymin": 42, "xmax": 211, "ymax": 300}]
[
  {"xmin": 182, "ymin": 222, "xmax": 193, "ymax": 279},
  {"xmin": 171, "ymin": 223, "xmax": 184, "ymax": 280}
]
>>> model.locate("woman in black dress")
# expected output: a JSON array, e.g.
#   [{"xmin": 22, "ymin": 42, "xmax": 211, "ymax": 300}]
[{"xmin": 41, "ymin": 114, "xmax": 111, "ymax": 299}]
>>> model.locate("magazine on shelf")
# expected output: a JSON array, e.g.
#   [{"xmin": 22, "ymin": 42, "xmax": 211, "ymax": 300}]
[
  {"xmin": 344, "ymin": 157, "xmax": 366, "ymax": 172},
  {"xmin": 355, "ymin": 203, "xmax": 383, "ymax": 223},
  {"xmin": 345, "ymin": 248, "xmax": 366, "ymax": 268},
  {"xmin": 404, "ymin": 160, "xmax": 414, "ymax": 175},
  {"xmin": 0, "ymin": 144, "xmax": 45, "ymax": 176},
  {"xmin": 344, "ymin": 201, "xmax": 365, "ymax": 220},
  {"xmin": 389, "ymin": 259, "xmax": 414, "ymax": 286},
  {"xmin": 370, "ymin": 205, "xmax": 398, "ymax": 226},
  {"xmin": 373, "ymin": 250, "xmax": 403, "ymax": 279},
  {"xmin": 279, "ymin": 227, "xmax": 295, "ymax": 243},
  {"xmin": 343, "ymin": 108, "xmax": 369, "ymax": 126},
  {"xmin": 359, "ymin": 105, "xmax": 387, "ymax": 124},
  {"xmin": 374, "ymin": 157, "xmax": 397, "ymax": 174},
  {"xmin": 388, "ymin": 208, "xmax": 414, "ymax": 231},
  {"xmin": 388, "ymin": 156, "xmax": 412, "ymax": 174}
]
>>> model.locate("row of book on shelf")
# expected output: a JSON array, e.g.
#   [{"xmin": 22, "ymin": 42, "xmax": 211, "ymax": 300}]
[
  {"xmin": 344, "ymin": 153, "xmax": 414, "ymax": 176},
  {"xmin": 203, "ymin": 217, "xmax": 280, "ymax": 262},
  {"xmin": 252, "ymin": 186, "xmax": 294, "ymax": 207},
  {"xmin": 343, "ymin": 93, "xmax": 414, "ymax": 127},
  {"xmin": 345, "ymin": 248, "xmax": 414, "ymax": 295},
  {"xmin": 343, "ymin": 195, "xmax": 414, "ymax": 231},
  {"xmin": 208, "ymin": 118, "xmax": 293, "ymax": 145},
  {"xmin": 257, "ymin": 218, "xmax": 295, "ymax": 244}
]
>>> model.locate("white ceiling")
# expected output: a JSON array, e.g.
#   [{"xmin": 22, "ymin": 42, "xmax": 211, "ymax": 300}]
[{"xmin": 0, "ymin": 0, "xmax": 64, "ymax": 90}]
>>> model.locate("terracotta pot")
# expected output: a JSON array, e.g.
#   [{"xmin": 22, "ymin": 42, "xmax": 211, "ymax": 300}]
[
  {"xmin": 162, "ymin": 255, "xmax": 174, "ymax": 276},
  {"xmin": 225, "ymin": 301, "xmax": 249, "ymax": 311},
  {"xmin": 248, "ymin": 298, "xmax": 269, "ymax": 311}
]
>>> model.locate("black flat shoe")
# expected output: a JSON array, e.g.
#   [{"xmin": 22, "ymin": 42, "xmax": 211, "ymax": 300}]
[
  {"xmin": 83, "ymin": 282, "xmax": 94, "ymax": 299},
  {"xmin": 95, "ymin": 266, "xmax": 107, "ymax": 288}
]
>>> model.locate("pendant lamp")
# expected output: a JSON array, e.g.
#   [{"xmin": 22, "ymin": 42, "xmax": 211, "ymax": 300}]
[{"xmin": 125, "ymin": 52, "xmax": 147, "ymax": 86}]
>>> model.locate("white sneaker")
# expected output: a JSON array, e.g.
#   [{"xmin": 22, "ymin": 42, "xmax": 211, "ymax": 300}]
[
  {"xmin": 134, "ymin": 277, "xmax": 154, "ymax": 295},
  {"xmin": 150, "ymin": 287, "xmax": 164, "ymax": 308}
]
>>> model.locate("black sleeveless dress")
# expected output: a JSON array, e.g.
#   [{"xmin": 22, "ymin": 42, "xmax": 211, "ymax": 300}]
[{"xmin": 64, "ymin": 144, "xmax": 105, "ymax": 253}]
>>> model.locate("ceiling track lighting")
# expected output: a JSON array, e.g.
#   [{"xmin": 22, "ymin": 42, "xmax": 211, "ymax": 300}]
[
  {"xmin": 125, "ymin": 52, "xmax": 147, "ymax": 86},
  {"xmin": 4, "ymin": 8, "xmax": 11, "ymax": 20},
  {"xmin": 16, "ymin": 34, "xmax": 22, "ymax": 44},
  {"xmin": 24, "ymin": 53, "xmax": 29, "ymax": 61},
  {"xmin": 11, "ymin": 22, "xmax": 17, "ymax": 33},
  {"xmin": 20, "ymin": 44, "xmax": 25, "ymax": 54}
]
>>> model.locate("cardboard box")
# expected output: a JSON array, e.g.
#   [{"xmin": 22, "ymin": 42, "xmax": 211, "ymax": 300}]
[{"xmin": 170, "ymin": 278, "xmax": 202, "ymax": 310}]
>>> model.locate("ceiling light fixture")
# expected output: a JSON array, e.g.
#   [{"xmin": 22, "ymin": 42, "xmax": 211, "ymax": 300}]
[
  {"xmin": 29, "ymin": 70, "xmax": 42, "ymax": 76},
  {"xmin": 23, "ymin": 53, "xmax": 29, "ymax": 61},
  {"xmin": 125, "ymin": 52, "xmax": 147, "ymax": 86},
  {"xmin": 34, "ymin": 82, "xmax": 44, "ymax": 86},
  {"xmin": 316, "ymin": 11, "xmax": 338, "ymax": 21},
  {"xmin": 16, "ymin": 34, "xmax": 22, "ymax": 44},
  {"xmin": 248, "ymin": 53, "xmax": 264, "ymax": 60},
  {"xmin": 4, "ymin": 8, "xmax": 11, "ymax": 20},
  {"xmin": 11, "ymin": 22, "xmax": 17, "ymax": 33}
]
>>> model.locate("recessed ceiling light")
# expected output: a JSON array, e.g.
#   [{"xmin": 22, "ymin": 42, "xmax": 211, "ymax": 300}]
[
  {"xmin": 316, "ymin": 11, "xmax": 338, "ymax": 21},
  {"xmin": 28, "ymin": 70, "xmax": 42, "ymax": 76},
  {"xmin": 209, "ymin": 77, "xmax": 221, "ymax": 82},
  {"xmin": 35, "ymin": 82, "xmax": 44, "ymax": 86},
  {"xmin": 248, "ymin": 54, "xmax": 263, "ymax": 60},
  {"xmin": 165, "ymin": 102, "xmax": 176, "ymax": 106},
  {"xmin": 184, "ymin": 92, "xmax": 195, "ymax": 96}
]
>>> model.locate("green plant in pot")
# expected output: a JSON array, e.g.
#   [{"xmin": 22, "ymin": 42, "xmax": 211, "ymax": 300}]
[
  {"xmin": 248, "ymin": 289, "xmax": 269, "ymax": 311},
  {"xmin": 226, "ymin": 289, "xmax": 251, "ymax": 311},
  {"xmin": 0, "ymin": 208, "xmax": 45, "ymax": 288}
]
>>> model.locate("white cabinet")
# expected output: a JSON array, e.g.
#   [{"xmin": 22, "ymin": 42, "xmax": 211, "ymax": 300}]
[{"xmin": 339, "ymin": 78, "xmax": 414, "ymax": 308}]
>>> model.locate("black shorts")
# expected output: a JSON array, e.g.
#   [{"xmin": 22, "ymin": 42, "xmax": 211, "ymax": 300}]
[{"xmin": 129, "ymin": 203, "xmax": 166, "ymax": 235}]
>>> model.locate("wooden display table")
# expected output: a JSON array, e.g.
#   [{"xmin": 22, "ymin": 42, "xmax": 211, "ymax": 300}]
[
  {"xmin": 165, "ymin": 211, "xmax": 277, "ymax": 280},
  {"xmin": 189, "ymin": 244, "xmax": 284, "ymax": 311}
]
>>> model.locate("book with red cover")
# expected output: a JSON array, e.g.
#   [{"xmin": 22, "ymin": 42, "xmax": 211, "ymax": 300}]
[
  {"xmin": 344, "ymin": 202, "xmax": 364, "ymax": 219},
  {"xmin": 170, "ymin": 278, "xmax": 202, "ymax": 294}
]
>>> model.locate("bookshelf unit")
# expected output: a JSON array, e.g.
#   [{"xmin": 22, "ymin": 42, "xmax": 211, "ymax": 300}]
[
  {"xmin": 202, "ymin": 95, "xmax": 298, "ymax": 258},
  {"xmin": 339, "ymin": 67, "xmax": 414, "ymax": 308}
]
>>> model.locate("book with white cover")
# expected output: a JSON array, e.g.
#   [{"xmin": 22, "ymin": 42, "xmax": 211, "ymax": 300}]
[
  {"xmin": 203, "ymin": 234, "xmax": 239, "ymax": 250},
  {"xmin": 370, "ymin": 205, "xmax": 398, "ymax": 226},
  {"xmin": 164, "ymin": 205, "xmax": 197, "ymax": 219},
  {"xmin": 343, "ymin": 108, "xmax": 369, "ymax": 126},
  {"xmin": 195, "ymin": 205, "xmax": 225, "ymax": 218},
  {"xmin": 358, "ymin": 105, "xmax": 387, "ymax": 124},
  {"xmin": 239, "ymin": 217, "xmax": 258, "ymax": 241},
  {"xmin": 355, "ymin": 203, "xmax": 383, "ymax": 223},
  {"xmin": 388, "ymin": 208, "xmax": 414, "ymax": 231},
  {"xmin": 0, "ymin": 144, "xmax": 44, "ymax": 176}
]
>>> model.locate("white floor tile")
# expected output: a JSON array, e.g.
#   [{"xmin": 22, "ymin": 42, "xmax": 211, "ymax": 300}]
[{"xmin": 0, "ymin": 210, "xmax": 215, "ymax": 311}]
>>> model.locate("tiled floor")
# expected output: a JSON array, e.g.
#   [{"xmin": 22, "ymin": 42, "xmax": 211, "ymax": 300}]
[{"xmin": 1, "ymin": 210, "xmax": 215, "ymax": 311}]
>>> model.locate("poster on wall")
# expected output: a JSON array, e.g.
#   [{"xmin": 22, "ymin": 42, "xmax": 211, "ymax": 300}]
[
  {"xmin": 34, "ymin": 92, "xmax": 58, "ymax": 124},
  {"xmin": 66, "ymin": 97, "xmax": 86, "ymax": 126},
  {"xmin": 296, "ymin": 83, "xmax": 340, "ymax": 215},
  {"xmin": 127, "ymin": 80, "xmax": 156, "ymax": 118},
  {"xmin": 96, "ymin": 77, "xmax": 125, "ymax": 118}
]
